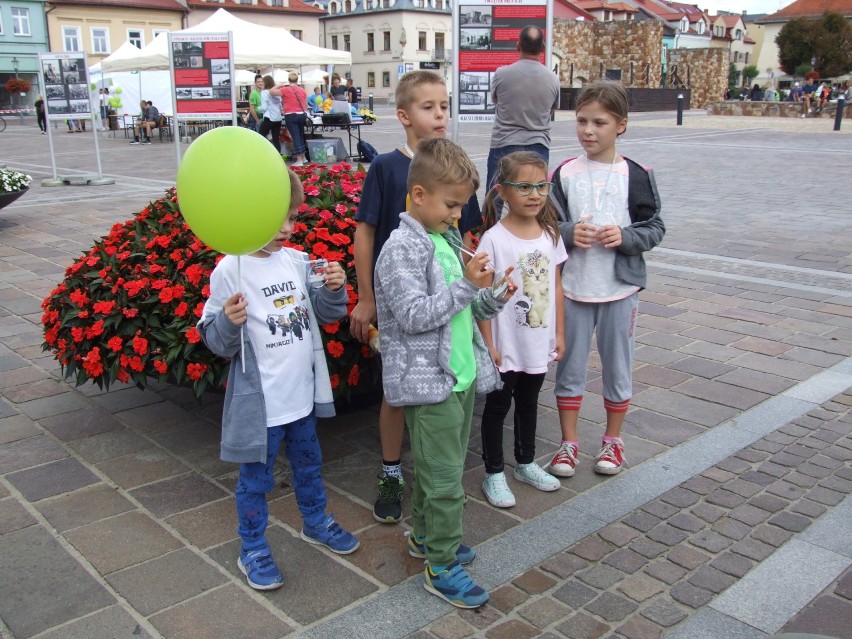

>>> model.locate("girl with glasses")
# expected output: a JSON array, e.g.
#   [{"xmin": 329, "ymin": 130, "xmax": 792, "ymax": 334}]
[
  {"xmin": 475, "ymin": 151, "xmax": 568, "ymax": 508},
  {"xmin": 547, "ymin": 81, "xmax": 665, "ymax": 479}
]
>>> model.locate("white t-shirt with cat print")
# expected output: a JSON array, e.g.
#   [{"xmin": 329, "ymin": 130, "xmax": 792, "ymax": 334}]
[{"xmin": 476, "ymin": 222, "xmax": 567, "ymax": 374}]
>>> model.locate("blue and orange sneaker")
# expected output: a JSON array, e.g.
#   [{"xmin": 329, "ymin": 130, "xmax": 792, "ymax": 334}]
[{"xmin": 424, "ymin": 561, "xmax": 489, "ymax": 609}]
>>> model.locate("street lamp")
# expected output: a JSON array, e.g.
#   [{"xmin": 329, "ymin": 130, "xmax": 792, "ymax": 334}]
[{"xmin": 11, "ymin": 56, "xmax": 19, "ymax": 78}]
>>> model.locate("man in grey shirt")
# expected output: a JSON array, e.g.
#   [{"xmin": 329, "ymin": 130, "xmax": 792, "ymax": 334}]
[{"xmin": 486, "ymin": 26, "xmax": 560, "ymax": 189}]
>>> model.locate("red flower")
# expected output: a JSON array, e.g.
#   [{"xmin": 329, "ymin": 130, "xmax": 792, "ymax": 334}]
[
  {"xmin": 330, "ymin": 373, "xmax": 340, "ymax": 389},
  {"xmin": 185, "ymin": 326, "xmax": 201, "ymax": 344},
  {"xmin": 69, "ymin": 289, "xmax": 89, "ymax": 307},
  {"xmin": 327, "ymin": 340, "xmax": 345, "ymax": 358},
  {"xmin": 347, "ymin": 364, "xmax": 360, "ymax": 387},
  {"xmin": 153, "ymin": 359, "xmax": 168, "ymax": 374},
  {"xmin": 92, "ymin": 300, "xmax": 115, "ymax": 315},
  {"xmin": 107, "ymin": 336, "xmax": 123, "ymax": 352},
  {"xmin": 186, "ymin": 362, "xmax": 207, "ymax": 381},
  {"xmin": 323, "ymin": 321, "xmax": 340, "ymax": 334},
  {"xmin": 174, "ymin": 302, "xmax": 189, "ymax": 317},
  {"xmin": 132, "ymin": 335, "xmax": 149, "ymax": 356}
]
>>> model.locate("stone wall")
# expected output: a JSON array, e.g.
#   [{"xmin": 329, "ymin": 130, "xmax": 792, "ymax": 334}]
[
  {"xmin": 708, "ymin": 100, "xmax": 852, "ymax": 118},
  {"xmin": 553, "ymin": 20, "xmax": 663, "ymax": 89},
  {"xmin": 667, "ymin": 48, "xmax": 727, "ymax": 109}
]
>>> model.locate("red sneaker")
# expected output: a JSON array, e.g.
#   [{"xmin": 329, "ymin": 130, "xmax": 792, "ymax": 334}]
[
  {"xmin": 547, "ymin": 442, "xmax": 578, "ymax": 477},
  {"xmin": 594, "ymin": 440, "xmax": 625, "ymax": 475}
]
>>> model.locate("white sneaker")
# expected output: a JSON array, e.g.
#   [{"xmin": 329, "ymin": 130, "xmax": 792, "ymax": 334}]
[
  {"xmin": 482, "ymin": 472, "xmax": 515, "ymax": 508},
  {"xmin": 514, "ymin": 462, "xmax": 561, "ymax": 492}
]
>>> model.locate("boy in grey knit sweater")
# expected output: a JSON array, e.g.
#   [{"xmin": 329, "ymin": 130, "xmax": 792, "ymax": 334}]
[{"xmin": 374, "ymin": 138, "xmax": 516, "ymax": 608}]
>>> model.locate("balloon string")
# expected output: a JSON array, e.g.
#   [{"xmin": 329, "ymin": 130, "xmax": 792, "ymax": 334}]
[{"xmin": 238, "ymin": 256, "xmax": 245, "ymax": 374}]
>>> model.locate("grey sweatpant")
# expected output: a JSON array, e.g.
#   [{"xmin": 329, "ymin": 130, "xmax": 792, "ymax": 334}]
[{"xmin": 554, "ymin": 293, "xmax": 638, "ymax": 403}]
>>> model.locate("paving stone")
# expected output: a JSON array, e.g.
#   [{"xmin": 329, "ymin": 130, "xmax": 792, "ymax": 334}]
[
  {"xmin": 768, "ymin": 511, "xmax": 812, "ymax": 533},
  {"xmin": 64, "ymin": 511, "xmax": 182, "ymax": 575},
  {"xmin": 640, "ymin": 600, "xmax": 688, "ymax": 627},
  {"xmin": 644, "ymin": 560, "xmax": 687, "ymax": 585},
  {"xmin": 705, "ymin": 488, "xmax": 748, "ymax": 509},
  {"xmin": 429, "ymin": 615, "xmax": 476, "ymax": 639},
  {"xmin": 778, "ymin": 594, "xmax": 852, "ymax": 639},
  {"xmin": 785, "ymin": 471, "xmax": 819, "ymax": 488},
  {"xmin": 689, "ymin": 530, "xmax": 733, "ymax": 553},
  {"xmin": 513, "ymin": 568, "xmax": 557, "ymax": 595},
  {"xmin": 647, "ymin": 524, "xmax": 688, "ymax": 546},
  {"xmin": 749, "ymin": 493, "xmax": 789, "ymax": 513},
  {"xmin": 629, "ymin": 537, "xmax": 669, "ymax": 559},
  {"xmin": 667, "ymin": 512, "xmax": 704, "ymax": 533},
  {"xmin": 623, "ymin": 409, "xmax": 704, "ymax": 447},
  {"xmin": 149, "ymin": 584, "xmax": 291, "ymax": 639},
  {"xmin": 571, "ymin": 536, "xmax": 614, "ymax": 561},
  {"xmin": 805, "ymin": 485, "xmax": 847, "ymax": 506},
  {"xmin": 751, "ymin": 524, "xmax": 793, "ymax": 547},
  {"xmin": 39, "ymin": 407, "xmax": 120, "ymax": 442},
  {"xmin": 0, "ymin": 434, "xmax": 68, "ymax": 474},
  {"xmin": 755, "ymin": 461, "xmax": 789, "ymax": 478},
  {"xmin": 577, "ymin": 564, "xmax": 625, "ymax": 590},
  {"xmin": 728, "ymin": 503, "xmax": 772, "ymax": 526},
  {"xmin": 734, "ymin": 448, "xmax": 769, "ymax": 464},
  {"xmin": 659, "ymin": 487, "xmax": 701, "ymax": 509},
  {"xmin": 105, "ymin": 548, "xmax": 228, "ymax": 616},
  {"xmin": 617, "ymin": 574, "xmax": 666, "ymax": 603},
  {"xmin": 835, "ymin": 569, "xmax": 852, "ymax": 600},
  {"xmin": 623, "ymin": 511, "xmax": 661, "ymax": 533},
  {"xmin": 809, "ymin": 454, "xmax": 843, "ymax": 470},
  {"xmin": 785, "ymin": 443, "xmax": 818, "ymax": 459},
  {"xmin": 751, "ymin": 439, "xmax": 785, "ymax": 454},
  {"xmin": 554, "ymin": 580, "xmax": 599, "ymax": 608},
  {"xmin": 722, "ymin": 479, "xmax": 764, "ymax": 498},
  {"xmin": 34, "ymin": 484, "xmax": 135, "ymax": 533},
  {"xmin": 488, "ymin": 584, "xmax": 529, "ymax": 614},
  {"xmin": 715, "ymin": 457, "xmax": 751, "ymax": 474},
  {"xmin": 797, "ymin": 462, "xmax": 834, "ymax": 479},
  {"xmin": 790, "ymin": 498, "xmax": 827, "ymax": 519},
  {"xmin": 518, "ymin": 597, "xmax": 571, "ymax": 629},
  {"xmin": 687, "ymin": 565, "xmax": 737, "ymax": 593},
  {"xmin": 485, "ymin": 619, "xmax": 540, "ymax": 639},
  {"xmin": 616, "ymin": 616, "xmax": 663, "ymax": 639},
  {"xmin": 598, "ymin": 523, "xmax": 641, "ymax": 547},
  {"xmin": 670, "ymin": 581, "xmax": 713, "ymax": 608},
  {"xmin": 0, "ymin": 526, "xmax": 115, "ymax": 638},
  {"xmin": 97, "ymin": 447, "xmax": 189, "ymax": 490},
  {"xmin": 129, "ymin": 473, "xmax": 227, "ymax": 518},
  {"xmin": 67, "ymin": 427, "xmax": 150, "ymax": 464},
  {"xmin": 710, "ymin": 552, "xmax": 754, "ymax": 578},
  {"xmin": 667, "ymin": 545, "xmax": 710, "ymax": 571},
  {"xmin": 7, "ymin": 456, "xmax": 100, "ymax": 502},
  {"xmin": 678, "ymin": 475, "xmax": 720, "ymax": 495},
  {"xmin": 640, "ymin": 500, "xmax": 680, "ymax": 520},
  {"xmin": 604, "ymin": 548, "xmax": 648, "ymax": 574},
  {"xmin": 541, "ymin": 552, "xmax": 590, "ymax": 579},
  {"xmin": 457, "ymin": 605, "xmax": 503, "ymax": 630},
  {"xmin": 730, "ymin": 537, "xmax": 776, "ymax": 562},
  {"xmin": 691, "ymin": 502, "xmax": 725, "ymax": 524},
  {"xmin": 36, "ymin": 605, "xmax": 152, "ymax": 639},
  {"xmin": 585, "ymin": 591, "xmax": 638, "ymax": 622},
  {"xmin": 0, "ymin": 497, "xmax": 36, "ymax": 534},
  {"xmin": 555, "ymin": 611, "xmax": 610, "ymax": 639},
  {"xmin": 711, "ymin": 517, "xmax": 753, "ymax": 541}
]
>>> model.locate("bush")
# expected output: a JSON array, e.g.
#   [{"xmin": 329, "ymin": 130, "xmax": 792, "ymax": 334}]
[{"xmin": 41, "ymin": 162, "xmax": 380, "ymax": 401}]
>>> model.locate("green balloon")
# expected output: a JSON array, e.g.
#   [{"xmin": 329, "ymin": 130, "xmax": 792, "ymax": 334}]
[{"xmin": 177, "ymin": 126, "xmax": 290, "ymax": 255}]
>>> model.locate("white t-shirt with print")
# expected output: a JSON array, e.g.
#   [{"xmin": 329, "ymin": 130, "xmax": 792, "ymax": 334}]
[
  {"xmin": 210, "ymin": 251, "xmax": 314, "ymax": 427},
  {"xmin": 558, "ymin": 156, "xmax": 640, "ymax": 302},
  {"xmin": 477, "ymin": 222, "xmax": 567, "ymax": 374}
]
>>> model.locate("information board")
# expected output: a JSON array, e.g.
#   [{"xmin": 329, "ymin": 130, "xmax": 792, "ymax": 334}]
[
  {"xmin": 39, "ymin": 52, "xmax": 91, "ymax": 121},
  {"xmin": 169, "ymin": 32, "xmax": 234, "ymax": 120}
]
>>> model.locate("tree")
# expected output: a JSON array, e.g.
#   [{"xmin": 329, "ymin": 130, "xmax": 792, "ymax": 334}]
[
  {"xmin": 776, "ymin": 12, "xmax": 852, "ymax": 78},
  {"xmin": 742, "ymin": 64, "xmax": 759, "ymax": 86},
  {"xmin": 728, "ymin": 62, "xmax": 739, "ymax": 88}
]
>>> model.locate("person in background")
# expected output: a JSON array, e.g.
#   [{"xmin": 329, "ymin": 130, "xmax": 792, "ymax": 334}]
[
  {"xmin": 248, "ymin": 74, "xmax": 264, "ymax": 131},
  {"xmin": 282, "ymin": 72, "xmax": 309, "ymax": 166},
  {"xmin": 310, "ymin": 87, "xmax": 324, "ymax": 113},
  {"xmin": 346, "ymin": 78, "xmax": 359, "ymax": 110},
  {"xmin": 801, "ymin": 77, "xmax": 819, "ymax": 117},
  {"xmin": 131, "ymin": 100, "xmax": 159, "ymax": 144},
  {"xmin": 763, "ymin": 83, "xmax": 778, "ymax": 102},
  {"xmin": 749, "ymin": 83, "xmax": 763, "ymax": 101},
  {"xmin": 34, "ymin": 95, "xmax": 46, "ymax": 134},
  {"xmin": 258, "ymin": 75, "xmax": 286, "ymax": 153},
  {"xmin": 330, "ymin": 75, "xmax": 346, "ymax": 100}
]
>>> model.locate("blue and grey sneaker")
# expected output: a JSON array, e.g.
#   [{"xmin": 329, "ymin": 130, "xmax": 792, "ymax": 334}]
[
  {"xmin": 238, "ymin": 548, "xmax": 284, "ymax": 591},
  {"xmin": 301, "ymin": 514, "xmax": 360, "ymax": 555},
  {"xmin": 406, "ymin": 531, "xmax": 476, "ymax": 565},
  {"xmin": 424, "ymin": 561, "xmax": 489, "ymax": 609}
]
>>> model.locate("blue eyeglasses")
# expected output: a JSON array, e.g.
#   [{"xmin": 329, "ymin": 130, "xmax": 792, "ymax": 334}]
[{"xmin": 502, "ymin": 181, "xmax": 553, "ymax": 196}]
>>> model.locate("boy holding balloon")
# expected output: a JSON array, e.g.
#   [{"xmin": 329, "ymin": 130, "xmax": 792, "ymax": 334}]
[{"xmin": 198, "ymin": 168, "xmax": 360, "ymax": 591}]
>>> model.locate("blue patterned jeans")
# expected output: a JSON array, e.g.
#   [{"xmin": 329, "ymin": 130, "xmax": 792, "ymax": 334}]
[{"xmin": 235, "ymin": 412, "xmax": 327, "ymax": 552}]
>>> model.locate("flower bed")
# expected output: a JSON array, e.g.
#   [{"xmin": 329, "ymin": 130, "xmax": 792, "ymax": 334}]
[
  {"xmin": 41, "ymin": 162, "xmax": 380, "ymax": 402},
  {"xmin": 1, "ymin": 168, "xmax": 32, "ymax": 193}
]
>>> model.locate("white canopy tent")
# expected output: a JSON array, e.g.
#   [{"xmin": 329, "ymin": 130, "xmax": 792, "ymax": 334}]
[{"xmin": 102, "ymin": 9, "xmax": 351, "ymax": 73}]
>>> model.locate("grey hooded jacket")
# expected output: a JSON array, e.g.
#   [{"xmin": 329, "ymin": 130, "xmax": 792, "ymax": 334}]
[{"xmin": 374, "ymin": 213, "xmax": 506, "ymax": 407}]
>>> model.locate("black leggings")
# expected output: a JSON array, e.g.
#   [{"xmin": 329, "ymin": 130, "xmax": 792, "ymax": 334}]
[
  {"xmin": 258, "ymin": 117, "xmax": 282, "ymax": 153},
  {"xmin": 480, "ymin": 370, "xmax": 546, "ymax": 474}
]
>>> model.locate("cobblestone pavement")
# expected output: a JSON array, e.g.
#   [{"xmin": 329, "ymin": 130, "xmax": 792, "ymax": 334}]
[{"xmin": 0, "ymin": 110, "xmax": 850, "ymax": 639}]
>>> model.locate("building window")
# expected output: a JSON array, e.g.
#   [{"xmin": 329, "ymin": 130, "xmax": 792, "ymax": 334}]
[
  {"xmin": 367, "ymin": 32, "xmax": 374, "ymax": 52},
  {"xmin": 331, "ymin": 35, "xmax": 338, "ymax": 49},
  {"xmin": 0, "ymin": 14, "xmax": 4, "ymax": 35},
  {"xmin": 153, "ymin": 28, "xmax": 169, "ymax": 40},
  {"xmin": 382, "ymin": 71, "xmax": 390, "ymax": 87},
  {"xmin": 435, "ymin": 0, "xmax": 444, "ymax": 9},
  {"xmin": 383, "ymin": 30, "xmax": 390, "ymax": 51},
  {"xmin": 269, "ymin": 0, "xmax": 284, "ymax": 5},
  {"xmin": 343, "ymin": 34, "xmax": 350, "ymax": 51},
  {"xmin": 12, "ymin": 7, "xmax": 30, "ymax": 35},
  {"xmin": 330, "ymin": 2, "xmax": 338, "ymax": 15},
  {"xmin": 367, "ymin": 72, "xmax": 375, "ymax": 87},
  {"xmin": 345, "ymin": 0, "xmax": 352, "ymax": 11},
  {"xmin": 382, "ymin": 0, "xmax": 390, "ymax": 7},
  {"xmin": 91, "ymin": 27, "xmax": 110, "ymax": 54},
  {"xmin": 235, "ymin": 0, "xmax": 252, "ymax": 4},
  {"xmin": 290, "ymin": 30, "xmax": 302, "ymax": 40},
  {"xmin": 744, "ymin": 52, "xmax": 749, "ymax": 64},
  {"xmin": 127, "ymin": 29, "xmax": 144, "ymax": 48},
  {"xmin": 435, "ymin": 32, "xmax": 445, "ymax": 57},
  {"xmin": 414, "ymin": 0, "xmax": 424, "ymax": 6},
  {"xmin": 418, "ymin": 31, "xmax": 427, "ymax": 50},
  {"xmin": 63, "ymin": 25, "xmax": 82, "ymax": 51}
]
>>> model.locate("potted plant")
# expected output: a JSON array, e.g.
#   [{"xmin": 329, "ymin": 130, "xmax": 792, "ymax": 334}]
[
  {"xmin": 41, "ymin": 162, "xmax": 381, "ymax": 404},
  {"xmin": 0, "ymin": 168, "xmax": 32, "ymax": 210}
]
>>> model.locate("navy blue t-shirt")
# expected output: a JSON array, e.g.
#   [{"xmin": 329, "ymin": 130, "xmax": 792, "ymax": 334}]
[{"xmin": 355, "ymin": 149, "xmax": 482, "ymax": 265}]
